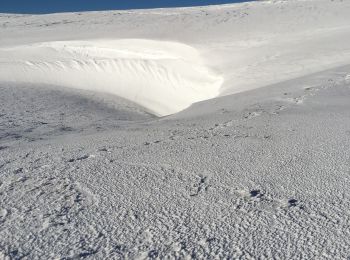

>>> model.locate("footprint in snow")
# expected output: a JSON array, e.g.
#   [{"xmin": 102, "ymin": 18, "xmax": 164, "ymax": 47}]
[
  {"xmin": 148, "ymin": 250, "xmax": 159, "ymax": 258},
  {"xmin": 190, "ymin": 176, "xmax": 210, "ymax": 197},
  {"xmin": 68, "ymin": 154, "xmax": 92, "ymax": 162},
  {"xmin": 288, "ymin": 199, "xmax": 298, "ymax": 207},
  {"xmin": 250, "ymin": 190, "xmax": 264, "ymax": 199},
  {"xmin": 244, "ymin": 111, "xmax": 262, "ymax": 120},
  {"xmin": 13, "ymin": 168, "xmax": 23, "ymax": 174},
  {"xmin": 144, "ymin": 140, "xmax": 162, "ymax": 146},
  {"xmin": 287, "ymin": 199, "xmax": 304, "ymax": 209}
]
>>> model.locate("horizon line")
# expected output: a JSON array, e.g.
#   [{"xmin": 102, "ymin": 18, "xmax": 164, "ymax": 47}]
[{"xmin": 0, "ymin": 0, "xmax": 256, "ymax": 15}]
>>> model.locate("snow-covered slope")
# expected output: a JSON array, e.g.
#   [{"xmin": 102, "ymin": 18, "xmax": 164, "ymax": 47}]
[
  {"xmin": 1, "ymin": 0, "xmax": 350, "ymax": 115},
  {"xmin": 1, "ymin": 65, "xmax": 350, "ymax": 259},
  {"xmin": 1, "ymin": 1, "xmax": 350, "ymax": 259}
]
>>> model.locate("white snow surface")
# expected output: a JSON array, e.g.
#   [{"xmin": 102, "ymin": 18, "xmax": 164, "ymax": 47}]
[
  {"xmin": 1, "ymin": 0, "xmax": 350, "ymax": 115},
  {"xmin": 1, "ymin": 0, "xmax": 350, "ymax": 259},
  {"xmin": 0, "ymin": 40, "xmax": 223, "ymax": 116}
]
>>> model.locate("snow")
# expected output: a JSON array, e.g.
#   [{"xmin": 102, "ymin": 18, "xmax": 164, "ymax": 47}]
[
  {"xmin": 1, "ymin": 0, "xmax": 350, "ymax": 115},
  {"xmin": 1, "ymin": 0, "xmax": 350, "ymax": 258},
  {"xmin": 0, "ymin": 40, "xmax": 223, "ymax": 116}
]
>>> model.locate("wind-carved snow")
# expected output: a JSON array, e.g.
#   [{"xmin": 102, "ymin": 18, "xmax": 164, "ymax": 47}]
[{"xmin": 0, "ymin": 40, "xmax": 223, "ymax": 116}]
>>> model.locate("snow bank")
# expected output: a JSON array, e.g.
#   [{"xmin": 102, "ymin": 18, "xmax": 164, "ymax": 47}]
[{"xmin": 0, "ymin": 40, "xmax": 223, "ymax": 116}]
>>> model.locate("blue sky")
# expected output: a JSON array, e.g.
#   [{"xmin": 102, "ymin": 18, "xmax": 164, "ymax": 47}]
[{"xmin": 1, "ymin": 0, "xmax": 252, "ymax": 14}]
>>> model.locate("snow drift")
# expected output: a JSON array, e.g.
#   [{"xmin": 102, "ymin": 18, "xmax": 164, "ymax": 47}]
[{"xmin": 0, "ymin": 40, "xmax": 223, "ymax": 116}]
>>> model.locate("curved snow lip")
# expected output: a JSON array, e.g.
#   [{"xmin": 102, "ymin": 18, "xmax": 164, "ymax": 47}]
[{"xmin": 0, "ymin": 39, "xmax": 224, "ymax": 116}]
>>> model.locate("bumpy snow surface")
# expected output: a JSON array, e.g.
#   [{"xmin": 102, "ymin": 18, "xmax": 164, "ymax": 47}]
[{"xmin": 1, "ymin": 0, "xmax": 350, "ymax": 259}]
